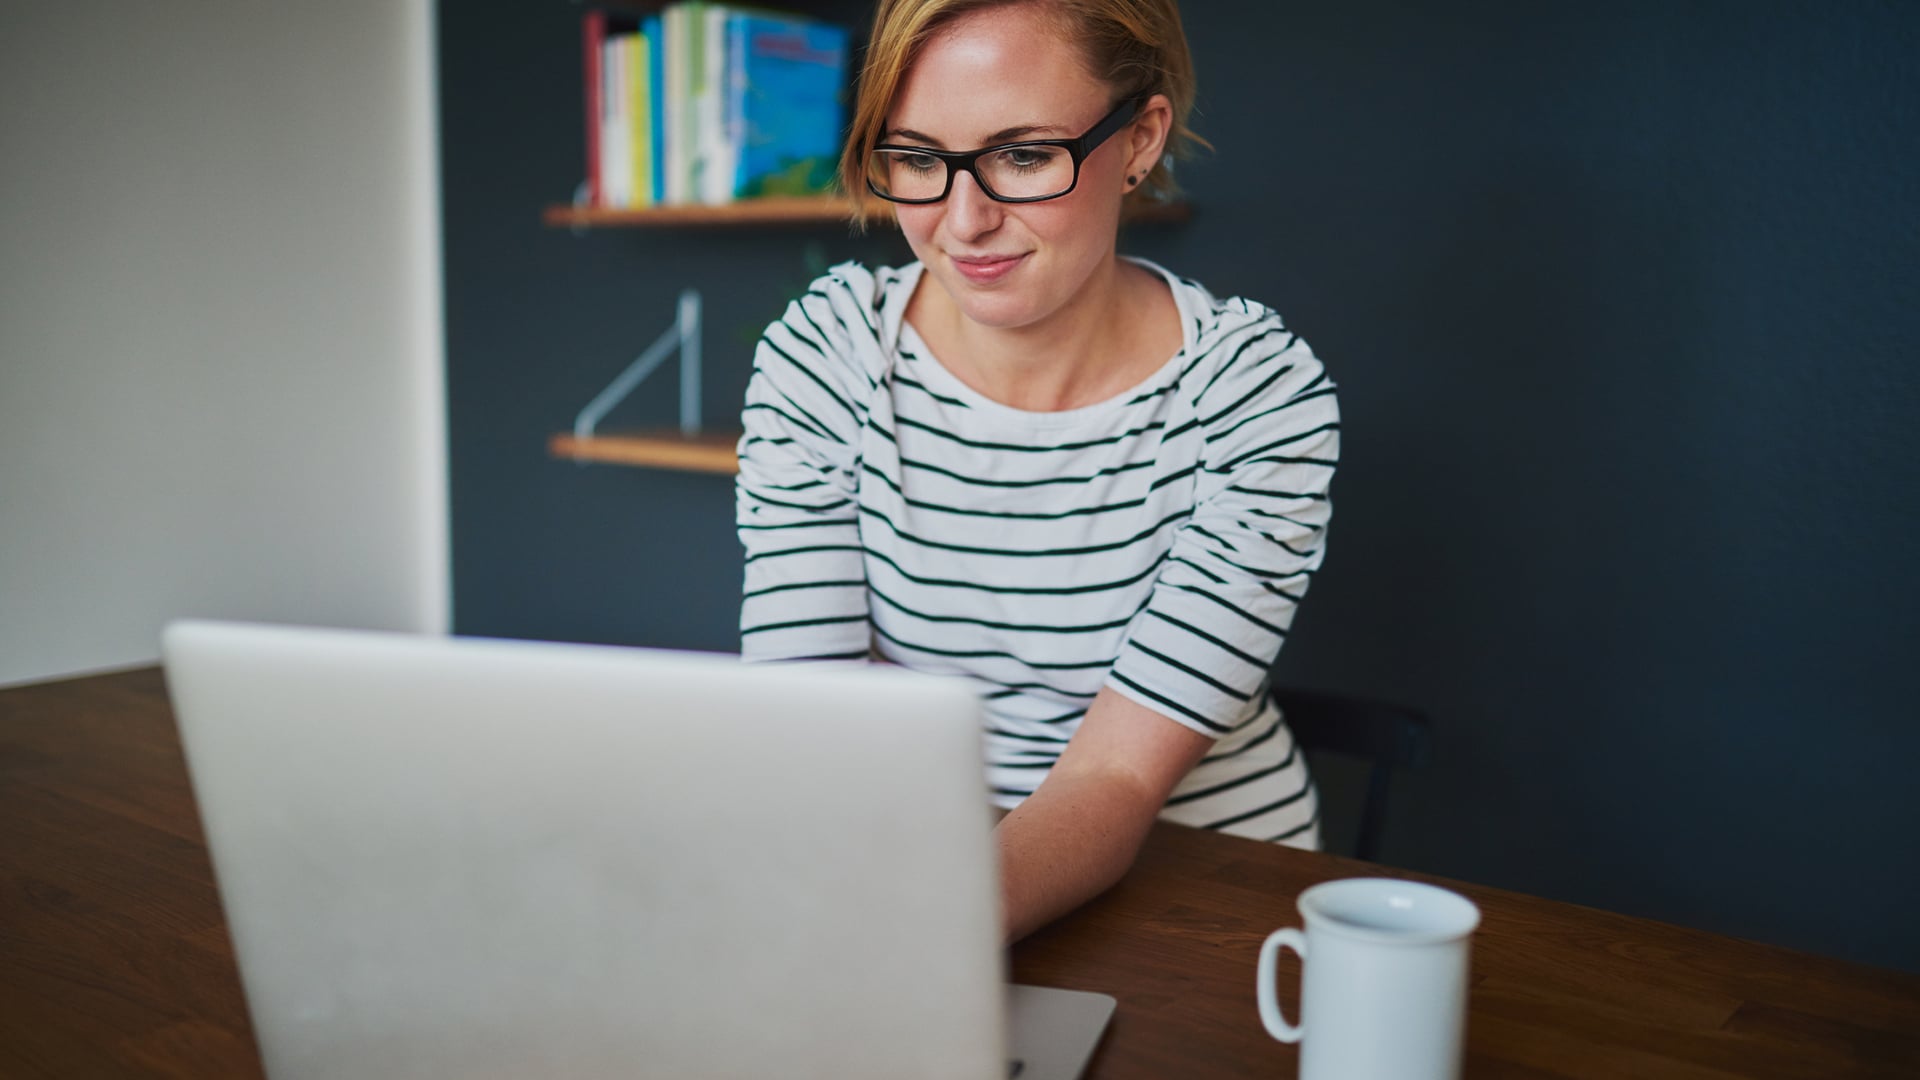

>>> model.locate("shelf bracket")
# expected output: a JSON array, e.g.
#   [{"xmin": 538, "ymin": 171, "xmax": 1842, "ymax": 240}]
[{"xmin": 572, "ymin": 288, "xmax": 703, "ymax": 444}]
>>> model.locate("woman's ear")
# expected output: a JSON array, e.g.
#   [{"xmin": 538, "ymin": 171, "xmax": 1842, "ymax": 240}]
[{"xmin": 1124, "ymin": 93, "xmax": 1174, "ymax": 186}]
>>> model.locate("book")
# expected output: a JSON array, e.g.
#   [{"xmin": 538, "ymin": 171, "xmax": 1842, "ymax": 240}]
[
  {"xmin": 583, "ymin": 4, "xmax": 848, "ymax": 207},
  {"xmin": 628, "ymin": 31, "xmax": 653, "ymax": 209},
  {"xmin": 725, "ymin": 12, "xmax": 850, "ymax": 199},
  {"xmin": 582, "ymin": 10, "xmax": 608, "ymax": 206},
  {"xmin": 645, "ymin": 14, "xmax": 665, "ymax": 205},
  {"xmin": 600, "ymin": 33, "xmax": 632, "ymax": 207}
]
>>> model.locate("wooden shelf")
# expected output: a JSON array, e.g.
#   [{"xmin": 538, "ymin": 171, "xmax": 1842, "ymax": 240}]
[
  {"xmin": 550, "ymin": 430, "xmax": 741, "ymax": 474},
  {"xmin": 543, "ymin": 196, "xmax": 1192, "ymax": 229}
]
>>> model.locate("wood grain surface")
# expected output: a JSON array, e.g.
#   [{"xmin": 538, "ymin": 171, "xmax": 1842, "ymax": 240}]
[{"xmin": 4, "ymin": 668, "xmax": 1916, "ymax": 1078}]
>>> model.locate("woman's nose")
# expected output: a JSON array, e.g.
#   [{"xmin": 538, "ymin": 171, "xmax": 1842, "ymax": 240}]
[{"xmin": 942, "ymin": 169, "xmax": 1004, "ymax": 241}]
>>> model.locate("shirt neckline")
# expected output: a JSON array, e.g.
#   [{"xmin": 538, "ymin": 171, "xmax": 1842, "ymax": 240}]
[{"xmin": 887, "ymin": 257, "xmax": 1201, "ymax": 430}]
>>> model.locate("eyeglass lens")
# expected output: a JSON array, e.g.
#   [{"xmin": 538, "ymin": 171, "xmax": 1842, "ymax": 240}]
[{"xmin": 871, "ymin": 144, "xmax": 1077, "ymax": 202}]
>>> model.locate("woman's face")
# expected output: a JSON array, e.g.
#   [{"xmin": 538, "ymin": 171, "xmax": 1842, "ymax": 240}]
[{"xmin": 886, "ymin": 4, "xmax": 1153, "ymax": 332}]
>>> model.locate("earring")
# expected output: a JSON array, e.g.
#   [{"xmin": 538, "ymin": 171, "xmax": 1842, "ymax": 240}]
[{"xmin": 1126, "ymin": 175, "xmax": 1140, "ymax": 187}]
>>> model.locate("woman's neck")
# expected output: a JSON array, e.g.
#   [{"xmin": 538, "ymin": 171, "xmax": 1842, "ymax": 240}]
[{"xmin": 911, "ymin": 256, "xmax": 1176, "ymax": 413}]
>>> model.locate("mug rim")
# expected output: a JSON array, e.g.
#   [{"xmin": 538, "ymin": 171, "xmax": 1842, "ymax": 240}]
[{"xmin": 1297, "ymin": 877, "xmax": 1481, "ymax": 946}]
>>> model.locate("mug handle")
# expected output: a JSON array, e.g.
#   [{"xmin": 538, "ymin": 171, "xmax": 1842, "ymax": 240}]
[{"xmin": 1257, "ymin": 927, "xmax": 1307, "ymax": 1043}]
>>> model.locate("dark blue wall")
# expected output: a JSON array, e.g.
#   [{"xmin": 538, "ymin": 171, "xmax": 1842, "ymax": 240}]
[{"xmin": 441, "ymin": 2, "xmax": 1920, "ymax": 972}]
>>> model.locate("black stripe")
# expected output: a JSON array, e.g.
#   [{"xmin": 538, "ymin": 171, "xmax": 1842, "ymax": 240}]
[
  {"xmin": 1200, "ymin": 709, "xmax": 1286, "ymax": 763},
  {"xmin": 742, "ymin": 401, "xmax": 835, "ymax": 443},
  {"xmin": 1248, "ymin": 508, "xmax": 1325, "ymax": 530},
  {"xmin": 739, "ymin": 519, "xmax": 854, "ymax": 532},
  {"xmin": 1208, "ymin": 421, "xmax": 1341, "ymax": 474},
  {"xmin": 870, "ymin": 622, "xmax": 1112, "ymax": 671},
  {"xmin": 792, "ymin": 298, "xmax": 874, "ymax": 389},
  {"xmin": 863, "ymin": 542, "xmax": 1168, "ymax": 596},
  {"xmin": 1201, "ymin": 781, "xmax": 1313, "ymax": 831},
  {"xmin": 1261, "ymin": 580, "xmax": 1306, "ymax": 603},
  {"xmin": 869, "ymin": 579, "xmax": 1150, "ymax": 635},
  {"xmin": 893, "ymin": 372, "xmax": 971, "ymax": 409},
  {"xmin": 1019, "ymin": 706, "xmax": 1088, "ymax": 724},
  {"xmin": 860, "ymin": 463, "xmax": 1152, "ymax": 522},
  {"xmin": 1123, "ymin": 381, "xmax": 1175, "ymax": 406},
  {"xmin": 1206, "ymin": 396, "xmax": 1335, "ymax": 449},
  {"xmin": 894, "ymin": 450, "xmax": 1156, "ymax": 489},
  {"xmin": 1208, "ymin": 549, "xmax": 1317, "ymax": 584},
  {"xmin": 777, "ymin": 303, "xmax": 831, "ymax": 355},
  {"xmin": 1168, "ymin": 739, "xmax": 1297, "ymax": 806},
  {"xmin": 741, "ymin": 489, "xmax": 852, "ymax": 513},
  {"xmin": 1126, "ymin": 640, "xmax": 1255, "ymax": 702},
  {"xmin": 1197, "ymin": 326, "xmax": 1289, "ymax": 399},
  {"xmin": 1225, "ymin": 483, "xmax": 1330, "ymax": 502},
  {"xmin": 763, "ymin": 338, "xmax": 861, "ymax": 430},
  {"xmin": 860, "ymin": 503, "xmax": 1188, "ymax": 558},
  {"xmin": 741, "ymin": 578, "xmax": 866, "ymax": 600},
  {"xmin": 1266, "ymin": 807, "xmax": 1320, "ymax": 843},
  {"xmin": 1149, "ymin": 464, "xmax": 1199, "ymax": 491},
  {"xmin": 987, "ymin": 727, "xmax": 1071, "ymax": 744},
  {"xmin": 1217, "ymin": 415, "xmax": 1337, "ymax": 472},
  {"xmin": 894, "ymin": 413, "xmax": 1167, "ymax": 454},
  {"xmin": 1161, "ymin": 416, "xmax": 1202, "ymax": 442},
  {"xmin": 1163, "ymin": 581, "xmax": 1288, "ymax": 637},
  {"xmin": 807, "ymin": 280, "xmax": 877, "ymax": 336},
  {"xmin": 740, "ymin": 613, "xmax": 869, "ymax": 636},
  {"xmin": 1200, "ymin": 358, "xmax": 1296, "ymax": 429},
  {"xmin": 742, "ymin": 543, "xmax": 865, "ymax": 565},
  {"xmin": 1188, "ymin": 523, "xmax": 1238, "ymax": 552},
  {"xmin": 1142, "ymin": 609, "xmax": 1272, "ymax": 670},
  {"xmin": 1108, "ymin": 670, "xmax": 1231, "ymax": 733},
  {"xmin": 1285, "ymin": 384, "xmax": 1339, "ymax": 408},
  {"xmin": 1167, "ymin": 554, "xmax": 1227, "ymax": 586},
  {"xmin": 1273, "ymin": 537, "xmax": 1319, "ymax": 559}
]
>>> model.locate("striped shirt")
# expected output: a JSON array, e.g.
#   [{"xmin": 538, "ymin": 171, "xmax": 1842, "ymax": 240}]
[{"xmin": 736, "ymin": 259, "xmax": 1337, "ymax": 847}]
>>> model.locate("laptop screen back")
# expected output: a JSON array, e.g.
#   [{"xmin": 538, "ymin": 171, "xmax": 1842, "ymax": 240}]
[{"xmin": 164, "ymin": 621, "xmax": 1006, "ymax": 1080}]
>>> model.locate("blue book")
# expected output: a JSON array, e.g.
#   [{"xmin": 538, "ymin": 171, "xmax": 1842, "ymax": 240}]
[
  {"xmin": 644, "ymin": 13, "xmax": 664, "ymax": 204},
  {"xmin": 725, "ymin": 13, "xmax": 850, "ymax": 199}
]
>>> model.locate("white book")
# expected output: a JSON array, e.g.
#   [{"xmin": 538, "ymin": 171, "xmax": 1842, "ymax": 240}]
[
  {"xmin": 661, "ymin": 5, "xmax": 687, "ymax": 204},
  {"xmin": 600, "ymin": 35, "xmax": 631, "ymax": 208},
  {"xmin": 696, "ymin": 5, "xmax": 736, "ymax": 205}
]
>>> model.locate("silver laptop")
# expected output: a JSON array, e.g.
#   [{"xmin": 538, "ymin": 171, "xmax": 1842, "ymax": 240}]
[{"xmin": 163, "ymin": 620, "xmax": 1114, "ymax": 1080}]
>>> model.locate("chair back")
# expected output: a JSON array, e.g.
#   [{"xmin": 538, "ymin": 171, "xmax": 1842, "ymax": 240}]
[{"xmin": 1270, "ymin": 686, "xmax": 1431, "ymax": 862}]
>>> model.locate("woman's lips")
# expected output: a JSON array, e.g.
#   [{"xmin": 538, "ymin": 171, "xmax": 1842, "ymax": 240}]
[{"xmin": 950, "ymin": 252, "xmax": 1027, "ymax": 284}]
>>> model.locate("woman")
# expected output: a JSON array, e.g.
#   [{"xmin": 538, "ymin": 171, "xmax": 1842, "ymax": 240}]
[{"xmin": 736, "ymin": 0, "xmax": 1338, "ymax": 943}]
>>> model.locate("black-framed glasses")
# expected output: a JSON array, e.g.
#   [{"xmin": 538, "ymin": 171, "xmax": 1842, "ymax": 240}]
[{"xmin": 866, "ymin": 97, "xmax": 1141, "ymax": 205}]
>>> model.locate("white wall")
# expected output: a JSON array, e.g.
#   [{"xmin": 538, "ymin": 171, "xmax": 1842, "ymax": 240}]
[{"xmin": 0, "ymin": 0, "xmax": 448, "ymax": 687}]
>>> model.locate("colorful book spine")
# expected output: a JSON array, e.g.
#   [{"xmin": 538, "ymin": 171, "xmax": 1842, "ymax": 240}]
[
  {"xmin": 728, "ymin": 13, "xmax": 850, "ymax": 199},
  {"xmin": 645, "ymin": 14, "xmax": 665, "ymax": 205},
  {"xmin": 600, "ymin": 33, "xmax": 632, "ymax": 207},
  {"xmin": 582, "ymin": 10, "xmax": 608, "ymax": 207},
  {"xmin": 583, "ymin": 4, "xmax": 848, "ymax": 207},
  {"xmin": 629, "ymin": 32, "xmax": 653, "ymax": 209}
]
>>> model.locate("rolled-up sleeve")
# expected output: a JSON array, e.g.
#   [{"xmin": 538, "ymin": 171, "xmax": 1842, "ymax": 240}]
[
  {"xmin": 1106, "ymin": 323, "xmax": 1338, "ymax": 735},
  {"xmin": 736, "ymin": 281, "xmax": 878, "ymax": 661}
]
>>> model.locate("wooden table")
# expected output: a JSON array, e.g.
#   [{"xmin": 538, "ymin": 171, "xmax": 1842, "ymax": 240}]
[{"xmin": 4, "ymin": 669, "xmax": 1918, "ymax": 1078}]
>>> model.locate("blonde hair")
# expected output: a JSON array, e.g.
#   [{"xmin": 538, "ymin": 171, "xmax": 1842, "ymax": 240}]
[{"xmin": 839, "ymin": 0, "xmax": 1203, "ymax": 227}]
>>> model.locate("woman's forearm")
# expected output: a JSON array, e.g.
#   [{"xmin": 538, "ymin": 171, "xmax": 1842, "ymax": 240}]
[{"xmin": 994, "ymin": 764, "xmax": 1162, "ymax": 943}]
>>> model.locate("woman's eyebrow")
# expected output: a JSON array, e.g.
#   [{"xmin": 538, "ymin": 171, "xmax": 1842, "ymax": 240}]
[{"xmin": 882, "ymin": 122, "xmax": 1069, "ymax": 147}]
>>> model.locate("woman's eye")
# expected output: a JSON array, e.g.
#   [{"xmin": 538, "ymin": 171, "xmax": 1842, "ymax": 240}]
[
  {"xmin": 900, "ymin": 153, "xmax": 939, "ymax": 173},
  {"xmin": 1003, "ymin": 148, "xmax": 1049, "ymax": 170}
]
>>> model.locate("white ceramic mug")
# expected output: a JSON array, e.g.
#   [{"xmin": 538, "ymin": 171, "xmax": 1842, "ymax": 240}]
[{"xmin": 1257, "ymin": 877, "xmax": 1481, "ymax": 1080}]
